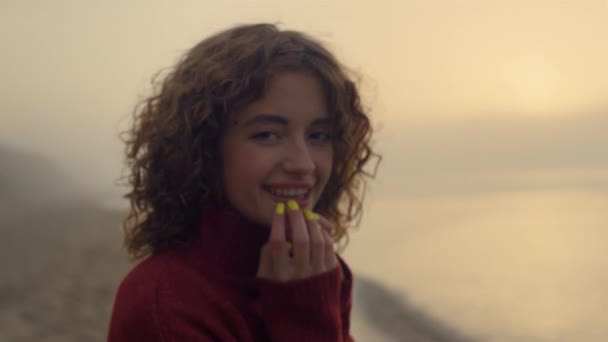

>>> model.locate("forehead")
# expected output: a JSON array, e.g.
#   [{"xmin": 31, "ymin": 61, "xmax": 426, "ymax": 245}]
[{"xmin": 233, "ymin": 71, "xmax": 330, "ymax": 125}]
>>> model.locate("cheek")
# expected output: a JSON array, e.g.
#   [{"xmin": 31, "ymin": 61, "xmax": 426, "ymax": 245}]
[
  {"xmin": 221, "ymin": 146, "xmax": 252, "ymax": 197},
  {"xmin": 317, "ymin": 149, "xmax": 334, "ymax": 184},
  {"xmin": 226, "ymin": 147, "xmax": 276, "ymax": 188}
]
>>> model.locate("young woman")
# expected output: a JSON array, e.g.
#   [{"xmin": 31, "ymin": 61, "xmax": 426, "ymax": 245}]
[{"xmin": 108, "ymin": 23, "xmax": 379, "ymax": 341}]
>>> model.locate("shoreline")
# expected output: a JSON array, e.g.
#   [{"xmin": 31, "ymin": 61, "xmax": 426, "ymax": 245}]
[
  {"xmin": 353, "ymin": 275, "xmax": 475, "ymax": 342},
  {"xmin": 1, "ymin": 198, "xmax": 474, "ymax": 341}
]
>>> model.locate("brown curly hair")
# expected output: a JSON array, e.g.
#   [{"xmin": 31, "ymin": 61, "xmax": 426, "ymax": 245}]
[{"xmin": 121, "ymin": 23, "xmax": 380, "ymax": 261}]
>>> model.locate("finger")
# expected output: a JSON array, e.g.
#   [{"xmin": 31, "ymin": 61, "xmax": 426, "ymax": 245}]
[
  {"xmin": 268, "ymin": 202, "xmax": 290, "ymax": 275},
  {"xmin": 312, "ymin": 213, "xmax": 337, "ymax": 269},
  {"xmin": 256, "ymin": 244, "xmax": 272, "ymax": 278},
  {"xmin": 304, "ymin": 210, "xmax": 324, "ymax": 273},
  {"xmin": 286, "ymin": 200, "xmax": 310, "ymax": 273},
  {"xmin": 320, "ymin": 227, "xmax": 338, "ymax": 270},
  {"xmin": 317, "ymin": 215, "xmax": 334, "ymax": 234},
  {"xmin": 269, "ymin": 202, "xmax": 287, "ymax": 241}
]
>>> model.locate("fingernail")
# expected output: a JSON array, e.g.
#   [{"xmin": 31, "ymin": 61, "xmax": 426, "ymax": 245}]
[
  {"xmin": 304, "ymin": 209, "xmax": 319, "ymax": 221},
  {"xmin": 286, "ymin": 242, "xmax": 293, "ymax": 250},
  {"xmin": 286, "ymin": 199, "xmax": 299, "ymax": 211},
  {"xmin": 275, "ymin": 202, "xmax": 285, "ymax": 215}
]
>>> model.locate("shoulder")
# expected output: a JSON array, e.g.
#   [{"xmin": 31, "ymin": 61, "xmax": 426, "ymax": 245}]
[
  {"xmin": 113, "ymin": 252, "xmax": 172, "ymax": 308},
  {"xmin": 112, "ymin": 249, "xmax": 222, "ymax": 311},
  {"xmin": 109, "ymin": 251, "xmax": 223, "ymax": 340}
]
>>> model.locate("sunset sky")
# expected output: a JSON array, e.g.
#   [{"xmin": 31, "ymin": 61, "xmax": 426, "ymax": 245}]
[
  {"xmin": 1, "ymin": 0, "xmax": 607, "ymax": 198},
  {"xmin": 2, "ymin": 2, "xmax": 607, "ymax": 340}
]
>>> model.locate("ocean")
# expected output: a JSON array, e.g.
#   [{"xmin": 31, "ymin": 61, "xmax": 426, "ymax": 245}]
[{"xmin": 346, "ymin": 188, "xmax": 608, "ymax": 341}]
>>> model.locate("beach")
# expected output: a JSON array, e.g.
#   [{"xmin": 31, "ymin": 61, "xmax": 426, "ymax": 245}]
[
  {"xmin": 0, "ymin": 199, "xmax": 128, "ymax": 341},
  {"xmin": 0, "ymin": 193, "xmax": 474, "ymax": 341}
]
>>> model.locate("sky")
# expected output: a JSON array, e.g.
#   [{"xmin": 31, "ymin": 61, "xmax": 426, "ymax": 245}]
[
  {"xmin": 1, "ymin": 2, "xmax": 607, "ymax": 340},
  {"xmin": 1, "ymin": 0, "xmax": 607, "ymax": 201}
]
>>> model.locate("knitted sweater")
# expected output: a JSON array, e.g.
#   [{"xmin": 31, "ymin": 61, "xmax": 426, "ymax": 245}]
[{"xmin": 107, "ymin": 204, "xmax": 354, "ymax": 341}]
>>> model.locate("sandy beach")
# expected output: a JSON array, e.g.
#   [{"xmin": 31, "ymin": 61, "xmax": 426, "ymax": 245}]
[
  {"xmin": 0, "ymin": 195, "xmax": 474, "ymax": 342},
  {"xmin": 0, "ymin": 198, "xmax": 128, "ymax": 341}
]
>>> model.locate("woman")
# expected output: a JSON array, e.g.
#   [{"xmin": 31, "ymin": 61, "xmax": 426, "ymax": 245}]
[{"xmin": 108, "ymin": 23, "xmax": 379, "ymax": 341}]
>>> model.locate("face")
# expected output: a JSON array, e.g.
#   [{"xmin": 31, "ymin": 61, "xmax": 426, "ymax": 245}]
[{"xmin": 220, "ymin": 71, "xmax": 333, "ymax": 226}]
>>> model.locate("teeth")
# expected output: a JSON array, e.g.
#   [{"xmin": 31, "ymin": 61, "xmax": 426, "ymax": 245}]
[{"xmin": 268, "ymin": 188, "xmax": 309, "ymax": 197}]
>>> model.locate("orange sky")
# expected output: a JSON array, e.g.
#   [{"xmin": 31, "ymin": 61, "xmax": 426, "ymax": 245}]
[{"xmin": 1, "ymin": 0, "xmax": 607, "ymax": 196}]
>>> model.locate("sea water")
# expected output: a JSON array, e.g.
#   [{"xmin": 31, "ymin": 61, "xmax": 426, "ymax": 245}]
[{"xmin": 347, "ymin": 188, "xmax": 608, "ymax": 342}]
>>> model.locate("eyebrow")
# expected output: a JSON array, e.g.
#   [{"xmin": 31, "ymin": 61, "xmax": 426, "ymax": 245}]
[{"xmin": 242, "ymin": 113, "xmax": 331, "ymax": 127}]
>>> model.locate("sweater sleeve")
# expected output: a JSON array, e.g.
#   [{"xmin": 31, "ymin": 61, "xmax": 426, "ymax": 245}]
[{"xmin": 256, "ymin": 257, "xmax": 355, "ymax": 342}]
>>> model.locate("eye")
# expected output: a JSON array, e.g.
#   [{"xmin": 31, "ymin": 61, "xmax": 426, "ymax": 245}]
[
  {"xmin": 251, "ymin": 131, "xmax": 280, "ymax": 143},
  {"xmin": 309, "ymin": 131, "xmax": 332, "ymax": 142}
]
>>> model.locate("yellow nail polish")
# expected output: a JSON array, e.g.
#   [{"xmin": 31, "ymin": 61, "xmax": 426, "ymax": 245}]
[
  {"xmin": 287, "ymin": 242, "xmax": 293, "ymax": 249},
  {"xmin": 275, "ymin": 202, "xmax": 285, "ymax": 215},
  {"xmin": 304, "ymin": 209, "xmax": 319, "ymax": 221},
  {"xmin": 286, "ymin": 199, "xmax": 299, "ymax": 211}
]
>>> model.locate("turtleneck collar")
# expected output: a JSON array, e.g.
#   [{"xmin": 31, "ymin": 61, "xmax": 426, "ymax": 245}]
[{"xmin": 183, "ymin": 200, "xmax": 272, "ymax": 280}]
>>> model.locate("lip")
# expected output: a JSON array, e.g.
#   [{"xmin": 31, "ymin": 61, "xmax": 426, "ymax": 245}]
[
  {"xmin": 263, "ymin": 184, "xmax": 314, "ymax": 208},
  {"xmin": 265, "ymin": 182, "xmax": 314, "ymax": 188}
]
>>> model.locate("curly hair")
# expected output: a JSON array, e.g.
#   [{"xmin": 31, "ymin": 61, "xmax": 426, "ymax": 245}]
[{"xmin": 121, "ymin": 23, "xmax": 380, "ymax": 261}]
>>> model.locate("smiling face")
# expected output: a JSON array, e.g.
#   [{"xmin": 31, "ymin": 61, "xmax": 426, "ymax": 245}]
[{"xmin": 220, "ymin": 71, "xmax": 334, "ymax": 226}]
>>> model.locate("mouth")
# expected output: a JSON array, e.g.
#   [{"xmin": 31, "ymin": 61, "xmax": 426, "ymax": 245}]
[{"xmin": 263, "ymin": 185, "xmax": 313, "ymax": 208}]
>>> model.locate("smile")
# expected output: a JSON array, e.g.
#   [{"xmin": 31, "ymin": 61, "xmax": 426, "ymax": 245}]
[
  {"xmin": 263, "ymin": 186, "xmax": 313, "ymax": 206},
  {"xmin": 267, "ymin": 187, "xmax": 309, "ymax": 197}
]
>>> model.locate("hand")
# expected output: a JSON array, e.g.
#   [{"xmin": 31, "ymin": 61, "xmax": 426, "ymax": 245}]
[{"xmin": 257, "ymin": 200, "xmax": 338, "ymax": 282}]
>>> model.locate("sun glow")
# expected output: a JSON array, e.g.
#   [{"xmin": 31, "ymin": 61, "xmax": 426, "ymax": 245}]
[{"xmin": 499, "ymin": 55, "xmax": 565, "ymax": 117}]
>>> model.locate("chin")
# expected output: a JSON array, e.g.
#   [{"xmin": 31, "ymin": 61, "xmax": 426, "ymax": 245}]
[{"xmin": 250, "ymin": 208, "xmax": 274, "ymax": 227}]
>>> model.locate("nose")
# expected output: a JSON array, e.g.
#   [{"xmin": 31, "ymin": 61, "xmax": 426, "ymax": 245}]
[{"xmin": 282, "ymin": 138, "xmax": 315, "ymax": 174}]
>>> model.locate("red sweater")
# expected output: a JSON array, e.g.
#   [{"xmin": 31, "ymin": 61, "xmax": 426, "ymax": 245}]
[{"xmin": 108, "ymin": 204, "xmax": 354, "ymax": 341}]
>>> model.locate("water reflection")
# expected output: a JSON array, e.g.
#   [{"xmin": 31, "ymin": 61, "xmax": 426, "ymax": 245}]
[{"xmin": 346, "ymin": 189, "xmax": 608, "ymax": 341}]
